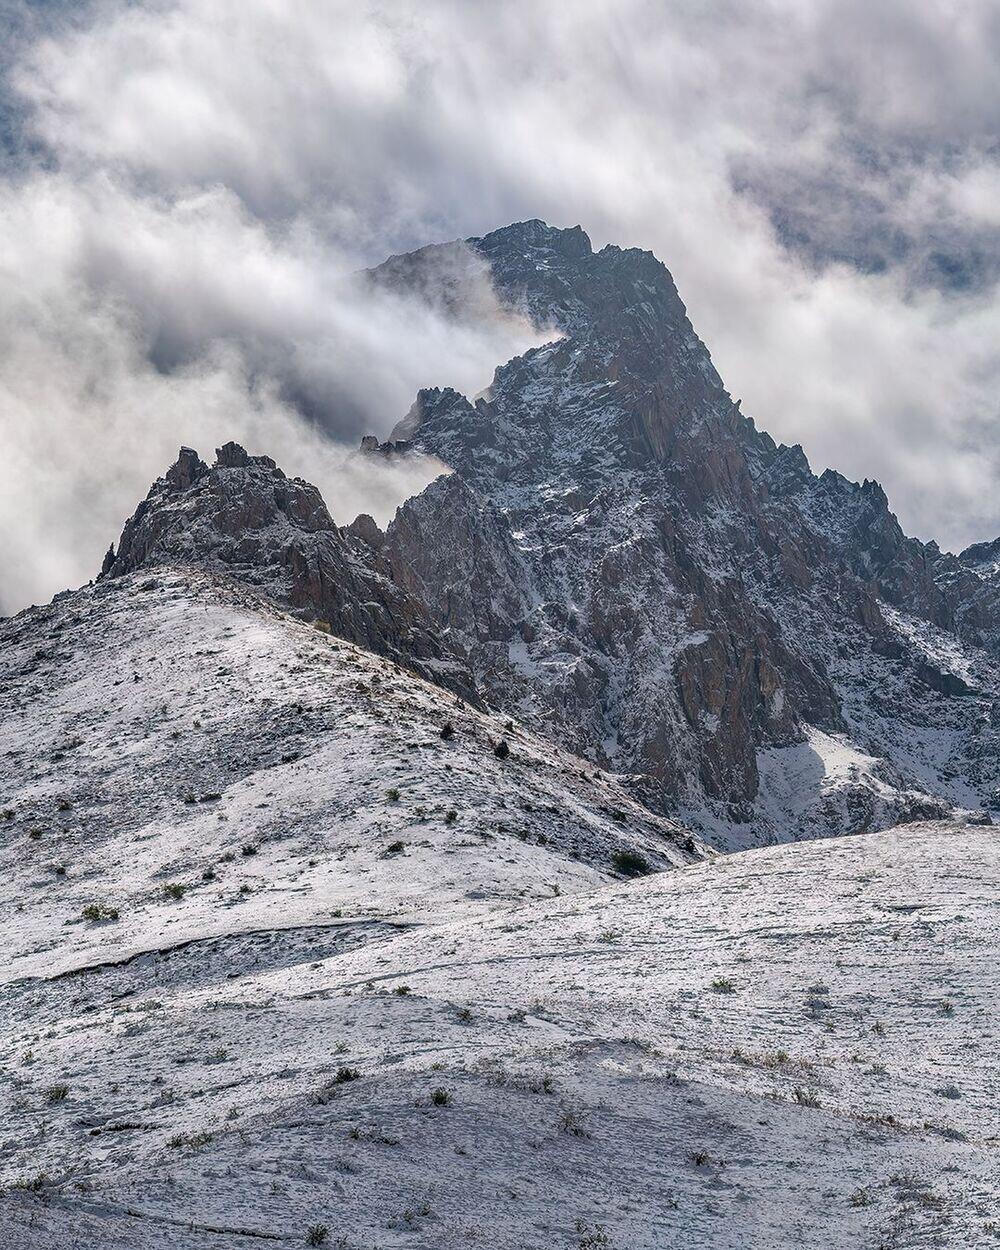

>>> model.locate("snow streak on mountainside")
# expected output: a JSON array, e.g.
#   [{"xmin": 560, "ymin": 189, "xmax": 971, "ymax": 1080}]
[{"xmin": 356, "ymin": 220, "xmax": 1000, "ymax": 847}]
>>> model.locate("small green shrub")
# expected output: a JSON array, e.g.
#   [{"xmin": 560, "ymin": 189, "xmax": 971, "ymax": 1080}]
[
  {"xmin": 430, "ymin": 1087, "xmax": 452, "ymax": 1106},
  {"xmin": 12, "ymin": 1172, "xmax": 47, "ymax": 1192},
  {"xmin": 611, "ymin": 849, "xmax": 650, "ymax": 877},
  {"xmin": 167, "ymin": 1130, "xmax": 213, "ymax": 1150},
  {"xmin": 82, "ymin": 902, "xmax": 119, "ymax": 922}
]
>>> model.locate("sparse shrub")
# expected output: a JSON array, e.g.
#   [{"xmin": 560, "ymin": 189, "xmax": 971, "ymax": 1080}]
[
  {"xmin": 430, "ymin": 1087, "xmax": 452, "ymax": 1106},
  {"xmin": 335, "ymin": 1066, "xmax": 360, "ymax": 1084},
  {"xmin": 691, "ymin": 1150, "xmax": 711, "ymax": 1166},
  {"xmin": 167, "ymin": 1130, "xmax": 213, "ymax": 1150},
  {"xmin": 793, "ymin": 1087, "xmax": 821, "ymax": 1108},
  {"xmin": 440, "ymin": 722, "xmax": 455, "ymax": 740},
  {"xmin": 45, "ymin": 1084, "xmax": 69, "ymax": 1104},
  {"xmin": 28, "ymin": 828, "xmax": 43, "ymax": 840},
  {"xmin": 386, "ymin": 840, "xmax": 405, "ymax": 854},
  {"xmin": 201, "ymin": 867, "xmax": 216, "ymax": 881},
  {"xmin": 82, "ymin": 902, "xmax": 119, "ymax": 922},
  {"xmin": 710, "ymin": 977, "xmax": 735, "ymax": 994},
  {"xmin": 12, "ymin": 1172, "xmax": 47, "ymax": 1192},
  {"xmin": 577, "ymin": 1223, "xmax": 612, "ymax": 1248},
  {"xmin": 445, "ymin": 809, "xmax": 458, "ymax": 824},
  {"xmin": 162, "ymin": 882, "xmax": 186, "ymax": 901},
  {"xmin": 306, "ymin": 1224, "xmax": 329, "ymax": 1245},
  {"xmin": 241, "ymin": 843, "xmax": 258, "ymax": 857},
  {"xmin": 385, "ymin": 788, "xmax": 401, "ymax": 802},
  {"xmin": 455, "ymin": 1006, "xmax": 473, "ymax": 1023},
  {"xmin": 57, "ymin": 800, "xmax": 72, "ymax": 812},
  {"xmin": 611, "ymin": 849, "xmax": 650, "ymax": 877},
  {"xmin": 559, "ymin": 1109, "xmax": 589, "ymax": 1136}
]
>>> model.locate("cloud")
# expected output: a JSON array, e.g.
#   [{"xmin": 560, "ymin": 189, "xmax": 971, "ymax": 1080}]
[
  {"xmin": 0, "ymin": 171, "xmax": 545, "ymax": 612},
  {"xmin": 1, "ymin": 0, "xmax": 999, "ymax": 609}
]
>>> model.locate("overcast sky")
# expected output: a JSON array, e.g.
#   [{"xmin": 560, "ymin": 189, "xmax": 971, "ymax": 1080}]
[{"xmin": 1, "ymin": 0, "xmax": 998, "ymax": 612}]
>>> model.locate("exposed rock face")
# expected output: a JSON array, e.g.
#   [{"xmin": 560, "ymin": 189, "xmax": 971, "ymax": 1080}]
[
  {"xmin": 101, "ymin": 443, "xmax": 470, "ymax": 695},
  {"xmin": 94, "ymin": 223, "xmax": 1000, "ymax": 845},
  {"xmin": 372, "ymin": 221, "xmax": 1000, "ymax": 840}
]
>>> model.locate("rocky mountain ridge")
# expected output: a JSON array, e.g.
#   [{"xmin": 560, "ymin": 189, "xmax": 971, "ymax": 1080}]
[
  {"xmin": 101, "ymin": 441, "xmax": 471, "ymax": 698},
  {"xmin": 94, "ymin": 219, "xmax": 1000, "ymax": 847},
  {"xmin": 365, "ymin": 221, "xmax": 1000, "ymax": 843}
]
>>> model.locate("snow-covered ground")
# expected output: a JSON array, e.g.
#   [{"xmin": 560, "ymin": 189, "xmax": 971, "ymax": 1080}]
[{"xmin": 1, "ymin": 573, "xmax": 996, "ymax": 1248}]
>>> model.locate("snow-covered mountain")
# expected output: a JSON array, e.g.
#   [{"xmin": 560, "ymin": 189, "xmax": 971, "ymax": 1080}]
[
  {"xmin": 366, "ymin": 220, "xmax": 1000, "ymax": 847},
  {"xmin": 3, "ymin": 220, "xmax": 999, "ymax": 1248}
]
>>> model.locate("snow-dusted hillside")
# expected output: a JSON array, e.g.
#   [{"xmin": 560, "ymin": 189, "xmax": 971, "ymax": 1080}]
[
  {"xmin": 2, "ymin": 639, "xmax": 995, "ymax": 1250},
  {"xmin": 0, "ymin": 569, "xmax": 697, "ymax": 987}
]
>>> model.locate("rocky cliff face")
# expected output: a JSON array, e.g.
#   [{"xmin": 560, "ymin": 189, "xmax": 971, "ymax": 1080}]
[
  {"xmin": 371, "ymin": 221, "xmax": 1000, "ymax": 843},
  {"xmin": 101, "ymin": 441, "xmax": 471, "ymax": 696}
]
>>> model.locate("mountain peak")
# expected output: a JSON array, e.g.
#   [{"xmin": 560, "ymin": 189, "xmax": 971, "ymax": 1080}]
[
  {"xmin": 99, "ymin": 446, "xmax": 472, "ymax": 694},
  {"xmin": 470, "ymin": 218, "xmax": 593, "ymax": 260}
]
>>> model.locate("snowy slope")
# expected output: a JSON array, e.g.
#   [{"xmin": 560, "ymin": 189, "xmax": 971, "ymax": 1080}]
[
  {"xmin": 2, "ymin": 792, "xmax": 995, "ymax": 1247},
  {"xmin": 0, "ymin": 568, "xmax": 698, "ymax": 988},
  {"xmin": 1, "ymin": 568, "xmax": 996, "ymax": 1250}
]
